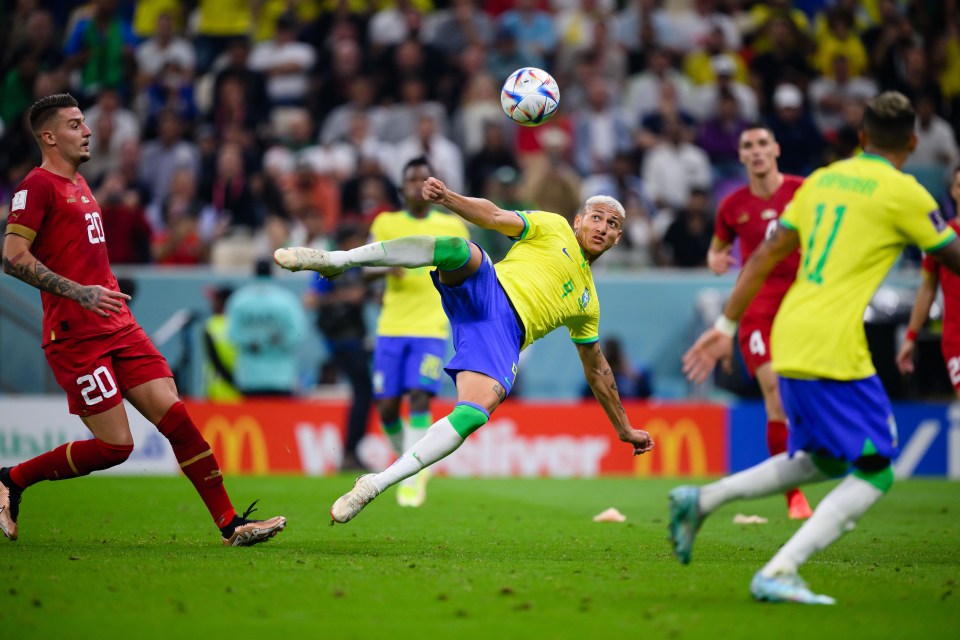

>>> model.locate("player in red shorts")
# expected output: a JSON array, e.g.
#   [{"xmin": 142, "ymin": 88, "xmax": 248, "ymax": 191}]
[
  {"xmin": 897, "ymin": 166, "xmax": 960, "ymax": 399},
  {"xmin": 0, "ymin": 94, "xmax": 286, "ymax": 546},
  {"xmin": 707, "ymin": 125, "xmax": 813, "ymax": 519}
]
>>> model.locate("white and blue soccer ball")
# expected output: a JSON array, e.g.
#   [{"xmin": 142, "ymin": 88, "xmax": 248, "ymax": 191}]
[{"xmin": 500, "ymin": 67, "xmax": 560, "ymax": 127}]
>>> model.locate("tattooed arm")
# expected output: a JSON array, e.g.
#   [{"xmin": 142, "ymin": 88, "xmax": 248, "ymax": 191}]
[
  {"xmin": 576, "ymin": 341, "xmax": 654, "ymax": 455},
  {"xmin": 3, "ymin": 233, "xmax": 130, "ymax": 317}
]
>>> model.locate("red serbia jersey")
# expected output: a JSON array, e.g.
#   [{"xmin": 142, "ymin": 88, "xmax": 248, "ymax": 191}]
[
  {"xmin": 714, "ymin": 175, "xmax": 804, "ymax": 323},
  {"xmin": 922, "ymin": 219, "xmax": 960, "ymax": 343},
  {"xmin": 7, "ymin": 167, "xmax": 134, "ymax": 346}
]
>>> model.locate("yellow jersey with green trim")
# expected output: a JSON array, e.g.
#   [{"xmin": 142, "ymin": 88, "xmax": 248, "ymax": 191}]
[
  {"xmin": 772, "ymin": 153, "xmax": 957, "ymax": 380},
  {"xmin": 495, "ymin": 211, "xmax": 600, "ymax": 350},
  {"xmin": 369, "ymin": 209, "xmax": 470, "ymax": 339}
]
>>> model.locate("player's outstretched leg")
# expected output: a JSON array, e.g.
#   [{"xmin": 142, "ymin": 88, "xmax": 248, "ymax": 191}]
[
  {"xmin": 275, "ymin": 236, "xmax": 471, "ymax": 277},
  {"xmin": 330, "ymin": 402, "xmax": 488, "ymax": 524},
  {"xmin": 220, "ymin": 500, "xmax": 287, "ymax": 546},
  {"xmin": 0, "ymin": 468, "xmax": 23, "ymax": 541}
]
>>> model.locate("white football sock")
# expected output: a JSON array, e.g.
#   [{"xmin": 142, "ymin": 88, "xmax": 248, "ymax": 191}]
[
  {"xmin": 399, "ymin": 421, "xmax": 429, "ymax": 487},
  {"xmin": 330, "ymin": 237, "xmax": 437, "ymax": 269},
  {"xmin": 699, "ymin": 452, "xmax": 826, "ymax": 515},
  {"xmin": 761, "ymin": 474, "xmax": 885, "ymax": 577},
  {"xmin": 385, "ymin": 427, "xmax": 405, "ymax": 457},
  {"xmin": 372, "ymin": 417, "xmax": 464, "ymax": 492}
]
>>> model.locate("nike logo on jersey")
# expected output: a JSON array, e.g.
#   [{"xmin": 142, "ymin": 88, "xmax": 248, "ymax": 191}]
[{"xmin": 562, "ymin": 247, "xmax": 572, "ymax": 261}]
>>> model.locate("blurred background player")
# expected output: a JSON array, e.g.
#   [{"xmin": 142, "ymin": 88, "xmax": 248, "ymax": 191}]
[
  {"xmin": 0, "ymin": 94, "xmax": 285, "ymax": 546},
  {"xmin": 275, "ymin": 183, "xmax": 655, "ymax": 524},
  {"xmin": 366, "ymin": 156, "xmax": 469, "ymax": 507},
  {"xmin": 674, "ymin": 93, "xmax": 960, "ymax": 605},
  {"xmin": 227, "ymin": 258, "xmax": 308, "ymax": 397},
  {"xmin": 305, "ymin": 224, "xmax": 374, "ymax": 472},
  {"xmin": 708, "ymin": 124, "xmax": 812, "ymax": 520},
  {"xmin": 897, "ymin": 165, "xmax": 960, "ymax": 402}
]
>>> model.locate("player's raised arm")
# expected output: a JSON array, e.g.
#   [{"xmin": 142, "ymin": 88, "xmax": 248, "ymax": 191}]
[
  {"xmin": 576, "ymin": 341, "xmax": 654, "ymax": 455},
  {"xmin": 422, "ymin": 177, "xmax": 526, "ymax": 238},
  {"xmin": 683, "ymin": 224, "xmax": 800, "ymax": 384},
  {"xmin": 2, "ymin": 232, "xmax": 130, "ymax": 317}
]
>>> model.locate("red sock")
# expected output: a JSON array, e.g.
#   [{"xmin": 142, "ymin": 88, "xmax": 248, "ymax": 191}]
[
  {"xmin": 157, "ymin": 401, "xmax": 236, "ymax": 527},
  {"xmin": 11, "ymin": 439, "xmax": 133, "ymax": 488},
  {"xmin": 766, "ymin": 420, "xmax": 789, "ymax": 456}
]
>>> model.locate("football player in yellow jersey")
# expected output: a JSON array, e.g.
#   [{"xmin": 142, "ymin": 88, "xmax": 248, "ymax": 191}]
[
  {"xmin": 367, "ymin": 157, "xmax": 469, "ymax": 507},
  {"xmin": 672, "ymin": 92, "xmax": 960, "ymax": 605},
  {"xmin": 275, "ymin": 180, "xmax": 655, "ymax": 524}
]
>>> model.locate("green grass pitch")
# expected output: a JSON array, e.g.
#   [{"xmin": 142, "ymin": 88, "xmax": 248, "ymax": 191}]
[{"xmin": 3, "ymin": 475, "xmax": 958, "ymax": 639}]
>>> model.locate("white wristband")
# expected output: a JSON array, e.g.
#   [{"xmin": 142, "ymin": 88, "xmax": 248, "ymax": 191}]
[{"xmin": 713, "ymin": 315, "xmax": 737, "ymax": 337}]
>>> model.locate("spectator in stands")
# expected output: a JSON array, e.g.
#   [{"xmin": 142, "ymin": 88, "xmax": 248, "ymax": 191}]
[
  {"xmin": 152, "ymin": 168, "xmax": 209, "ymax": 265},
  {"xmin": 641, "ymin": 115, "xmax": 711, "ymax": 211},
  {"xmin": 467, "ymin": 120, "xmax": 519, "ymax": 196},
  {"xmin": 194, "ymin": 0, "xmax": 254, "ymax": 73},
  {"xmin": 393, "ymin": 112, "xmax": 465, "ymax": 194},
  {"xmin": 452, "ymin": 73, "xmax": 506, "ymax": 156},
  {"xmin": 83, "ymin": 88, "xmax": 140, "ymax": 184},
  {"xmin": 808, "ymin": 54, "xmax": 877, "ymax": 137},
  {"xmin": 205, "ymin": 142, "xmax": 261, "ymax": 233},
  {"xmin": 499, "ymin": 0, "xmax": 557, "ymax": 66},
  {"xmin": 889, "ymin": 45, "xmax": 943, "ymax": 107},
  {"xmin": 320, "ymin": 77, "xmax": 386, "ymax": 146},
  {"xmin": 623, "ymin": 47, "xmax": 696, "ymax": 130},
  {"xmin": 615, "ymin": 0, "xmax": 680, "ymax": 57},
  {"xmin": 340, "ymin": 154, "xmax": 402, "ymax": 224},
  {"xmin": 683, "ymin": 24, "xmax": 748, "ymax": 86},
  {"xmin": 139, "ymin": 108, "xmax": 200, "ymax": 209},
  {"xmin": 750, "ymin": 14, "xmax": 814, "ymax": 113},
  {"xmin": 423, "ymin": 0, "xmax": 495, "ymax": 56},
  {"xmin": 211, "ymin": 36, "xmax": 270, "ymax": 128},
  {"xmin": 904, "ymin": 93, "xmax": 960, "ymax": 188},
  {"xmin": 565, "ymin": 19, "xmax": 628, "ymax": 89},
  {"xmin": 658, "ymin": 187, "xmax": 713, "ymax": 268},
  {"xmin": 227, "ymin": 259, "xmax": 308, "ymax": 397},
  {"xmin": 249, "ymin": 12, "xmax": 316, "ymax": 109},
  {"xmin": 697, "ymin": 90, "xmax": 748, "ymax": 180},
  {"xmin": 130, "ymin": 0, "xmax": 183, "ymax": 40},
  {"xmin": 572, "ymin": 76, "xmax": 633, "ymax": 176},
  {"xmin": 96, "ymin": 172, "xmax": 153, "ymax": 265},
  {"xmin": 282, "ymin": 159, "xmax": 343, "ymax": 237},
  {"xmin": 520, "ymin": 127, "xmax": 582, "ymax": 221},
  {"xmin": 813, "ymin": 8, "xmax": 868, "ymax": 80},
  {"xmin": 312, "ymin": 35, "xmax": 366, "ymax": 125},
  {"xmin": 766, "ymin": 84, "xmax": 825, "ymax": 176},
  {"xmin": 135, "ymin": 10, "xmax": 196, "ymax": 93},
  {"xmin": 672, "ymin": 0, "xmax": 741, "ymax": 55},
  {"xmin": 692, "ymin": 54, "xmax": 758, "ymax": 123},
  {"xmin": 3, "ymin": 8, "xmax": 63, "ymax": 82},
  {"xmin": 64, "ymin": 0, "xmax": 136, "ymax": 101},
  {"xmin": 377, "ymin": 76, "xmax": 448, "ymax": 145},
  {"xmin": 486, "ymin": 24, "xmax": 540, "ymax": 88},
  {"xmin": 369, "ymin": 0, "xmax": 423, "ymax": 51}
]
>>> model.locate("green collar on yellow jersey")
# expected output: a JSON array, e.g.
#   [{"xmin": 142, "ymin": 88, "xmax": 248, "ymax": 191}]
[{"xmin": 858, "ymin": 152, "xmax": 894, "ymax": 168}]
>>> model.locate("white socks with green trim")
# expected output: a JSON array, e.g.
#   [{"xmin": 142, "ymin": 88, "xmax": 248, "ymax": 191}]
[
  {"xmin": 761, "ymin": 474, "xmax": 885, "ymax": 577},
  {"xmin": 331, "ymin": 237, "xmax": 437, "ymax": 270},
  {"xmin": 699, "ymin": 452, "xmax": 826, "ymax": 515},
  {"xmin": 373, "ymin": 418, "xmax": 464, "ymax": 492}
]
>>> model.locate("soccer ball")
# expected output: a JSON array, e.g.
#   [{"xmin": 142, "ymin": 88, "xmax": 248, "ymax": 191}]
[{"xmin": 500, "ymin": 67, "xmax": 560, "ymax": 127}]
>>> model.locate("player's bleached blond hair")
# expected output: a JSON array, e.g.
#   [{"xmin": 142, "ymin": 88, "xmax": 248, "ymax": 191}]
[{"xmin": 583, "ymin": 195, "xmax": 626, "ymax": 220}]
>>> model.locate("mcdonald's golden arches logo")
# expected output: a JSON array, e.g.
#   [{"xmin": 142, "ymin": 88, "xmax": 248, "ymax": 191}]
[
  {"xmin": 634, "ymin": 418, "xmax": 708, "ymax": 477},
  {"xmin": 202, "ymin": 415, "xmax": 270, "ymax": 474}
]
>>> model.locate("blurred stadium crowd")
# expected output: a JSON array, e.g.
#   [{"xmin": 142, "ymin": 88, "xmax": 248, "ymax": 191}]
[{"xmin": 1, "ymin": 0, "xmax": 959, "ymax": 272}]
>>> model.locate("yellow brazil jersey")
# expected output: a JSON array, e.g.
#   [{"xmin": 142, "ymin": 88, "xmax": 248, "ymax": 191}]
[
  {"xmin": 370, "ymin": 209, "xmax": 470, "ymax": 339},
  {"xmin": 495, "ymin": 211, "xmax": 600, "ymax": 351},
  {"xmin": 772, "ymin": 153, "xmax": 957, "ymax": 380}
]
